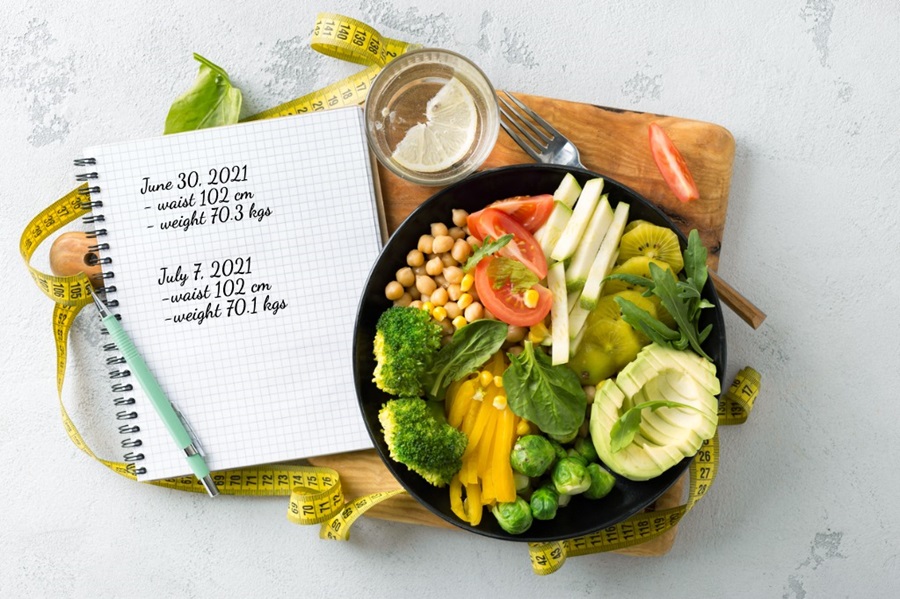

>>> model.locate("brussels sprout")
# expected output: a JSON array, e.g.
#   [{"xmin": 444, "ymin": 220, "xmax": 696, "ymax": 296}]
[
  {"xmin": 548, "ymin": 438, "xmax": 568, "ymax": 463},
  {"xmin": 530, "ymin": 485, "xmax": 559, "ymax": 520},
  {"xmin": 584, "ymin": 463, "xmax": 616, "ymax": 499},
  {"xmin": 510, "ymin": 435, "xmax": 556, "ymax": 477},
  {"xmin": 566, "ymin": 448, "xmax": 588, "ymax": 466},
  {"xmin": 551, "ymin": 456, "xmax": 592, "ymax": 495},
  {"xmin": 574, "ymin": 436, "xmax": 600, "ymax": 464},
  {"xmin": 514, "ymin": 472, "xmax": 531, "ymax": 493},
  {"xmin": 557, "ymin": 493, "xmax": 572, "ymax": 507},
  {"xmin": 491, "ymin": 496, "xmax": 533, "ymax": 534},
  {"xmin": 549, "ymin": 428, "xmax": 578, "ymax": 444}
]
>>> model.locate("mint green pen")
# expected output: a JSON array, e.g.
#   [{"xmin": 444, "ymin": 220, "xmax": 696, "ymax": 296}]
[{"xmin": 91, "ymin": 289, "xmax": 219, "ymax": 496}]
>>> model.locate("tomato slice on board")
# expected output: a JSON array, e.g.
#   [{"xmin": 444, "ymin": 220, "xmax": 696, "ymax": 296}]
[
  {"xmin": 466, "ymin": 208, "xmax": 548, "ymax": 279},
  {"xmin": 467, "ymin": 194, "xmax": 554, "ymax": 233},
  {"xmin": 648, "ymin": 122, "xmax": 700, "ymax": 203},
  {"xmin": 474, "ymin": 257, "xmax": 553, "ymax": 327}
]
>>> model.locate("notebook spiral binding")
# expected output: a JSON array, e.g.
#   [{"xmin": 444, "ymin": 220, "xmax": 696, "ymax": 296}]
[{"xmin": 76, "ymin": 157, "xmax": 146, "ymax": 476}]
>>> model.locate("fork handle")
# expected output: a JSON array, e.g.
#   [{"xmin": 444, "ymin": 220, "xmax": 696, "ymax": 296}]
[{"xmin": 709, "ymin": 270, "xmax": 766, "ymax": 329}]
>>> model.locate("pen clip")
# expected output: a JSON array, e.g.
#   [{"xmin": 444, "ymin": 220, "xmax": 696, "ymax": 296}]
[{"xmin": 174, "ymin": 405, "xmax": 206, "ymax": 457}]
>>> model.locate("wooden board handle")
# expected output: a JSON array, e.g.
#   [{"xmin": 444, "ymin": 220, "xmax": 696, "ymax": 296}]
[{"xmin": 710, "ymin": 271, "xmax": 766, "ymax": 329}]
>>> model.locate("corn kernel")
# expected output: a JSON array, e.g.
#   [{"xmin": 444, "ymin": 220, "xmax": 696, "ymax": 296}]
[
  {"xmin": 452, "ymin": 315, "xmax": 467, "ymax": 330},
  {"xmin": 457, "ymin": 292, "xmax": 474, "ymax": 310},
  {"xmin": 516, "ymin": 419, "xmax": 531, "ymax": 436},
  {"xmin": 479, "ymin": 370, "xmax": 493, "ymax": 387},
  {"xmin": 528, "ymin": 321, "xmax": 550, "ymax": 344},
  {"xmin": 523, "ymin": 288, "xmax": 540, "ymax": 309},
  {"xmin": 493, "ymin": 375, "xmax": 503, "ymax": 388},
  {"xmin": 492, "ymin": 394, "xmax": 507, "ymax": 410},
  {"xmin": 432, "ymin": 306, "xmax": 448, "ymax": 322},
  {"xmin": 422, "ymin": 301, "xmax": 434, "ymax": 313},
  {"xmin": 460, "ymin": 273, "xmax": 474, "ymax": 292}
]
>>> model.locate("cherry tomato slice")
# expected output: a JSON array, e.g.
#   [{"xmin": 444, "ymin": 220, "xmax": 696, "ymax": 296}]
[
  {"xmin": 648, "ymin": 122, "xmax": 700, "ymax": 203},
  {"xmin": 467, "ymin": 194, "xmax": 554, "ymax": 233},
  {"xmin": 466, "ymin": 208, "xmax": 548, "ymax": 279},
  {"xmin": 474, "ymin": 257, "xmax": 553, "ymax": 327}
]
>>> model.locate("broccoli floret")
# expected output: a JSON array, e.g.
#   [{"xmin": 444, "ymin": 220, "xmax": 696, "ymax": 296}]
[
  {"xmin": 378, "ymin": 398, "xmax": 467, "ymax": 487},
  {"xmin": 373, "ymin": 306, "xmax": 442, "ymax": 396}
]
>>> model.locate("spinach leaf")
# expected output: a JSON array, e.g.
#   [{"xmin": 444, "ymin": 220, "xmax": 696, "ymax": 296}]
[
  {"xmin": 504, "ymin": 341, "xmax": 587, "ymax": 437},
  {"xmin": 610, "ymin": 399, "xmax": 702, "ymax": 452},
  {"xmin": 164, "ymin": 53, "xmax": 242, "ymax": 134},
  {"xmin": 422, "ymin": 319, "xmax": 507, "ymax": 401}
]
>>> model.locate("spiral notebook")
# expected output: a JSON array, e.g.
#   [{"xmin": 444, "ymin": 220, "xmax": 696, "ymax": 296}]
[{"xmin": 80, "ymin": 107, "xmax": 383, "ymax": 481}]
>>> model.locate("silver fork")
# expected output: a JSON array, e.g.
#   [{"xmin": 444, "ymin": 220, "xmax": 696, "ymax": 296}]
[{"xmin": 497, "ymin": 91, "xmax": 585, "ymax": 168}]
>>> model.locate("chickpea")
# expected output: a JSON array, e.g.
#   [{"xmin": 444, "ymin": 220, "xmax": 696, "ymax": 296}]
[
  {"xmin": 440, "ymin": 253, "xmax": 457, "ymax": 267},
  {"xmin": 583, "ymin": 385, "xmax": 597, "ymax": 405},
  {"xmin": 483, "ymin": 308, "xmax": 496, "ymax": 321},
  {"xmin": 396, "ymin": 267, "xmax": 415, "ymax": 288},
  {"xmin": 409, "ymin": 300, "xmax": 423, "ymax": 309},
  {"xmin": 451, "ymin": 239, "xmax": 472, "ymax": 263},
  {"xmin": 425, "ymin": 256, "xmax": 444, "ymax": 276},
  {"xmin": 434, "ymin": 273, "xmax": 448, "ymax": 287},
  {"xmin": 431, "ymin": 286, "xmax": 449, "ymax": 306},
  {"xmin": 508, "ymin": 345, "xmax": 524, "ymax": 356},
  {"xmin": 408, "ymin": 286, "xmax": 421, "ymax": 300},
  {"xmin": 452, "ymin": 209, "xmax": 469, "ymax": 228},
  {"xmin": 412, "ymin": 265, "xmax": 426, "ymax": 276},
  {"xmin": 464, "ymin": 301, "xmax": 484, "ymax": 322},
  {"xmin": 449, "ymin": 226, "xmax": 466, "ymax": 240},
  {"xmin": 443, "ymin": 266, "xmax": 463, "ymax": 285},
  {"xmin": 385, "ymin": 281, "xmax": 404, "ymax": 301},
  {"xmin": 416, "ymin": 275, "xmax": 437, "ymax": 295},
  {"xmin": 431, "ymin": 222, "xmax": 449, "ymax": 237},
  {"xmin": 432, "ymin": 234, "xmax": 454, "ymax": 254},
  {"xmin": 393, "ymin": 292, "xmax": 412, "ymax": 307},
  {"xmin": 440, "ymin": 319, "xmax": 455, "ymax": 336},
  {"xmin": 506, "ymin": 325, "xmax": 527, "ymax": 343},
  {"xmin": 417, "ymin": 234, "xmax": 434, "ymax": 254},
  {"xmin": 444, "ymin": 301, "xmax": 461, "ymax": 319},
  {"xmin": 407, "ymin": 249, "xmax": 425, "ymax": 267},
  {"xmin": 466, "ymin": 235, "xmax": 479, "ymax": 247},
  {"xmin": 447, "ymin": 283, "xmax": 462, "ymax": 301}
]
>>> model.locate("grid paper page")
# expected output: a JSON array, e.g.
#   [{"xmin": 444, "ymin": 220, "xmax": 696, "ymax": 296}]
[{"xmin": 87, "ymin": 107, "xmax": 380, "ymax": 480}]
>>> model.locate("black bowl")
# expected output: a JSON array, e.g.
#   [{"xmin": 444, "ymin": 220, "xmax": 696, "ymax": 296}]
[{"xmin": 352, "ymin": 164, "xmax": 727, "ymax": 542}]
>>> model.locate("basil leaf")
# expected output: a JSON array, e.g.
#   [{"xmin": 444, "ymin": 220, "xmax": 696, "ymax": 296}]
[
  {"xmin": 421, "ymin": 319, "xmax": 508, "ymax": 401},
  {"xmin": 504, "ymin": 341, "xmax": 587, "ymax": 437},
  {"xmin": 610, "ymin": 399, "xmax": 701, "ymax": 452},
  {"xmin": 463, "ymin": 234, "xmax": 513, "ymax": 273},
  {"xmin": 488, "ymin": 257, "xmax": 539, "ymax": 293},
  {"xmin": 615, "ymin": 296, "xmax": 680, "ymax": 344},
  {"xmin": 164, "ymin": 53, "xmax": 242, "ymax": 134}
]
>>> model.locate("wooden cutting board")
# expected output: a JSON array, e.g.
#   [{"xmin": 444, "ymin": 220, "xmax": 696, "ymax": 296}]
[{"xmin": 309, "ymin": 92, "xmax": 736, "ymax": 556}]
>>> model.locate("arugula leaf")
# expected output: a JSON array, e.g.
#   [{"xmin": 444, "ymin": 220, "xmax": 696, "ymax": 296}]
[
  {"xmin": 164, "ymin": 53, "xmax": 242, "ymax": 134},
  {"xmin": 650, "ymin": 262, "xmax": 711, "ymax": 359},
  {"xmin": 614, "ymin": 296, "xmax": 680, "ymax": 344},
  {"xmin": 610, "ymin": 399, "xmax": 702, "ymax": 452},
  {"xmin": 504, "ymin": 341, "xmax": 587, "ymax": 437},
  {"xmin": 487, "ymin": 257, "xmax": 539, "ymax": 293},
  {"xmin": 683, "ymin": 230, "xmax": 708, "ymax": 292},
  {"xmin": 421, "ymin": 319, "xmax": 508, "ymax": 401},
  {"xmin": 463, "ymin": 234, "xmax": 513, "ymax": 273}
]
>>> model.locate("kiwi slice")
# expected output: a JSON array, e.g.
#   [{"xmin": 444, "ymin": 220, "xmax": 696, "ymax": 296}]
[
  {"xmin": 569, "ymin": 319, "xmax": 642, "ymax": 385},
  {"xmin": 616, "ymin": 223, "xmax": 684, "ymax": 274},
  {"xmin": 624, "ymin": 219, "xmax": 651, "ymax": 234},
  {"xmin": 601, "ymin": 256, "xmax": 675, "ymax": 296}
]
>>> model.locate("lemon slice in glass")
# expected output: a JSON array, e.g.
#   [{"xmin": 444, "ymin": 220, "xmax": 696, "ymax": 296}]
[{"xmin": 391, "ymin": 77, "xmax": 478, "ymax": 173}]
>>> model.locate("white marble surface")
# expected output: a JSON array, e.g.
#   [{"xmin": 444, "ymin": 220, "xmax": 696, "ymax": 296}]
[{"xmin": 2, "ymin": 1, "xmax": 898, "ymax": 597}]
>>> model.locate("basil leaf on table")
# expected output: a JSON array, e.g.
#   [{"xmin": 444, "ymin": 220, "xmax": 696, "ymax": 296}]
[
  {"xmin": 504, "ymin": 341, "xmax": 586, "ymax": 437},
  {"xmin": 164, "ymin": 53, "xmax": 242, "ymax": 134},
  {"xmin": 422, "ymin": 319, "xmax": 508, "ymax": 401}
]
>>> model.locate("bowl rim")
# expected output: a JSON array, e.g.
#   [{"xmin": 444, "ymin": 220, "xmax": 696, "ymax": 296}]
[{"xmin": 352, "ymin": 162, "xmax": 727, "ymax": 542}]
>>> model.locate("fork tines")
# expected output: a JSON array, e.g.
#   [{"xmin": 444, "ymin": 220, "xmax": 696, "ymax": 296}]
[{"xmin": 496, "ymin": 91, "xmax": 583, "ymax": 167}]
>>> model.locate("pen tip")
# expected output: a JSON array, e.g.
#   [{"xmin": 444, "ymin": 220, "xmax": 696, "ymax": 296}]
[{"xmin": 201, "ymin": 474, "xmax": 220, "ymax": 497}]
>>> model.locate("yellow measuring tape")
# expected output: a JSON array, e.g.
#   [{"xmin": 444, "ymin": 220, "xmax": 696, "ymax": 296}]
[{"xmin": 19, "ymin": 12, "xmax": 759, "ymax": 571}]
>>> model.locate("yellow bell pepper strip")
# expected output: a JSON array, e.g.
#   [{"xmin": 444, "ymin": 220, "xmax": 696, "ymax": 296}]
[
  {"xmin": 492, "ymin": 406, "xmax": 517, "ymax": 503},
  {"xmin": 465, "ymin": 483, "xmax": 483, "ymax": 525},
  {"xmin": 447, "ymin": 378, "xmax": 476, "ymax": 427},
  {"xmin": 450, "ymin": 474, "xmax": 466, "ymax": 522}
]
